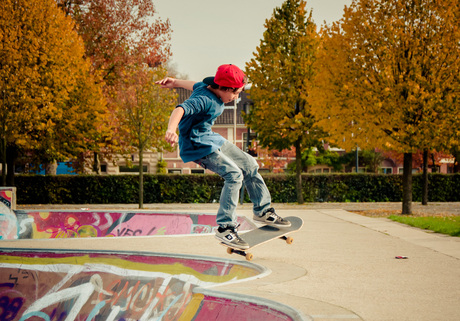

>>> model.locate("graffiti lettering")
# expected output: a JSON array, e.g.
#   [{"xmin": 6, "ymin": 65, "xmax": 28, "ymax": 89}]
[
  {"xmin": 7, "ymin": 272, "xmax": 194, "ymax": 321},
  {"xmin": 98, "ymin": 279, "xmax": 157, "ymax": 314},
  {"xmin": 21, "ymin": 275, "xmax": 97, "ymax": 321},
  {"xmin": 8, "ymin": 270, "xmax": 36, "ymax": 286},
  {"xmin": 116, "ymin": 228, "xmax": 143, "ymax": 237},
  {"xmin": 0, "ymin": 251, "xmax": 296, "ymax": 321},
  {"xmin": 0, "ymin": 283, "xmax": 25, "ymax": 321},
  {"xmin": 0, "ymin": 202, "xmax": 18, "ymax": 240},
  {"xmin": 7, "ymin": 276, "xmax": 18, "ymax": 286},
  {"xmin": 10, "ymin": 210, "xmax": 253, "ymax": 240},
  {"xmin": 19, "ymin": 218, "xmax": 34, "ymax": 235},
  {"xmin": 0, "ymin": 296, "xmax": 24, "ymax": 321}
]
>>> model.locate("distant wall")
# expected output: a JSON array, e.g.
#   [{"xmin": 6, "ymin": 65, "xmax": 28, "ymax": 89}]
[
  {"xmin": 0, "ymin": 187, "xmax": 16, "ymax": 210},
  {"xmin": 11, "ymin": 210, "xmax": 254, "ymax": 240},
  {"xmin": 0, "ymin": 187, "xmax": 18, "ymax": 240}
]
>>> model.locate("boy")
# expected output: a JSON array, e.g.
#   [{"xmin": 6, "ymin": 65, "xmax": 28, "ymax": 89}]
[{"xmin": 156, "ymin": 64, "xmax": 290, "ymax": 250}]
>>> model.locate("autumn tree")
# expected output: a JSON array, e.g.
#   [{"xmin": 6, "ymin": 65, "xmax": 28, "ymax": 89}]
[
  {"xmin": 116, "ymin": 66, "xmax": 176, "ymax": 208},
  {"xmin": 245, "ymin": 0, "xmax": 323, "ymax": 204},
  {"xmin": 57, "ymin": 0, "xmax": 172, "ymax": 170},
  {"xmin": 58, "ymin": 0, "xmax": 171, "ymax": 85},
  {"xmin": 254, "ymin": 147, "xmax": 296, "ymax": 173},
  {"xmin": 312, "ymin": 0, "xmax": 460, "ymax": 213},
  {"xmin": 0, "ymin": 0, "xmax": 107, "ymax": 183}
]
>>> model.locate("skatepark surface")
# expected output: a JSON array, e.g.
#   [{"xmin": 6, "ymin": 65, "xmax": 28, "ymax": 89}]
[{"xmin": 2, "ymin": 202, "xmax": 460, "ymax": 321}]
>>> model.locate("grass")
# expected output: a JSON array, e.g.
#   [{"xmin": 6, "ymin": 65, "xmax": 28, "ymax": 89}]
[
  {"xmin": 388, "ymin": 215, "xmax": 460, "ymax": 237},
  {"xmin": 352, "ymin": 209, "xmax": 460, "ymax": 237}
]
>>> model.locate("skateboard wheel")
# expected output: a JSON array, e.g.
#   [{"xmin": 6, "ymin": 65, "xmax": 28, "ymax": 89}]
[
  {"xmin": 227, "ymin": 248, "xmax": 233, "ymax": 255},
  {"xmin": 246, "ymin": 253, "xmax": 254, "ymax": 261},
  {"xmin": 285, "ymin": 236, "xmax": 294, "ymax": 244}
]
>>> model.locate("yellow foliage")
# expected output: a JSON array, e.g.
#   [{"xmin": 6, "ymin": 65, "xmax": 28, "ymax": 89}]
[
  {"xmin": 115, "ymin": 66, "xmax": 177, "ymax": 153},
  {"xmin": 310, "ymin": 0, "xmax": 460, "ymax": 153},
  {"xmin": 245, "ymin": 0, "xmax": 324, "ymax": 151},
  {"xmin": 1, "ymin": 0, "xmax": 107, "ymax": 162}
]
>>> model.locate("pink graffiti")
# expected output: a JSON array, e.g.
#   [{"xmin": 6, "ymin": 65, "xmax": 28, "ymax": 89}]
[
  {"xmin": 19, "ymin": 211, "xmax": 254, "ymax": 239},
  {"xmin": 111, "ymin": 215, "xmax": 193, "ymax": 237}
]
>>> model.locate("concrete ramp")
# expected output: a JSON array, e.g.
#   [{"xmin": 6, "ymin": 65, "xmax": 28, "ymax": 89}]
[
  {"xmin": 12, "ymin": 210, "xmax": 254, "ymax": 239},
  {"xmin": 0, "ymin": 249, "xmax": 306, "ymax": 321}
]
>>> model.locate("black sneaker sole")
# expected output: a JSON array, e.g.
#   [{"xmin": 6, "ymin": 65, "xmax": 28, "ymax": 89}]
[
  {"xmin": 215, "ymin": 236, "xmax": 249, "ymax": 250},
  {"xmin": 253, "ymin": 219, "xmax": 291, "ymax": 228}
]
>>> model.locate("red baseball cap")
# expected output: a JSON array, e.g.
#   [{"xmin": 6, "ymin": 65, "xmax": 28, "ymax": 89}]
[{"xmin": 203, "ymin": 64, "xmax": 245, "ymax": 88}]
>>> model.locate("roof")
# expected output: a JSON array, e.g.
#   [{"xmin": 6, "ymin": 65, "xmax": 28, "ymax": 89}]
[{"xmin": 174, "ymin": 88, "xmax": 252, "ymax": 125}]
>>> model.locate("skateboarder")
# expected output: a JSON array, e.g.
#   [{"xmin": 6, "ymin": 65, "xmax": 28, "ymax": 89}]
[{"xmin": 157, "ymin": 64, "xmax": 291, "ymax": 250}]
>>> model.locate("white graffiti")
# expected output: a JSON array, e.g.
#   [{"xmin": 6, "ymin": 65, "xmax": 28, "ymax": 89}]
[
  {"xmin": 1, "ymin": 261, "xmax": 221, "ymax": 321},
  {"xmin": 0, "ymin": 202, "xmax": 18, "ymax": 240}
]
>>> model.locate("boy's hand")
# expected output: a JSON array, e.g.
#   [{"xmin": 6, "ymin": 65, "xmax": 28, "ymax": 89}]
[
  {"xmin": 165, "ymin": 130, "xmax": 179, "ymax": 147},
  {"xmin": 156, "ymin": 78, "xmax": 197, "ymax": 91},
  {"xmin": 155, "ymin": 77, "xmax": 176, "ymax": 88}
]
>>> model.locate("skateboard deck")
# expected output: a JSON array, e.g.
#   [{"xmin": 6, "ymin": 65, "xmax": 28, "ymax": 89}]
[{"xmin": 221, "ymin": 216, "xmax": 303, "ymax": 261}]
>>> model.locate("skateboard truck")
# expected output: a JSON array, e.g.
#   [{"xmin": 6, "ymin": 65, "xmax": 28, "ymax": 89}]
[{"xmin": 224, "ymin": 235, "xmax": 294, "ymax": 261}]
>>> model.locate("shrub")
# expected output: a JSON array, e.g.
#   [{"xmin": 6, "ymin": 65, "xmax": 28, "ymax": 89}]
[{"xmin": 14, "ymin": 173, "xmax": 460, "ymax": 204}]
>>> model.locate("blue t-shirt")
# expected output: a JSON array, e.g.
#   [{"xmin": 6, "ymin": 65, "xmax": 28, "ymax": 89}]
[{"xmin": 177, "ymin": 82, "xmax": 226, "ymax": 162}]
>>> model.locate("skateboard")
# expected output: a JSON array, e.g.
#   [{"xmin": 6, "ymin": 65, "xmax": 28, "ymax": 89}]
[{"xmin": 221, "ymin": 216, "xmax": 303, "ymax": 261}]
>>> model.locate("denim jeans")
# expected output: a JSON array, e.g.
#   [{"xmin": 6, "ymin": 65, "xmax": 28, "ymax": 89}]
[{"xmin": 195, "ymin": 141, "xmax": 271, "ymax": 228}]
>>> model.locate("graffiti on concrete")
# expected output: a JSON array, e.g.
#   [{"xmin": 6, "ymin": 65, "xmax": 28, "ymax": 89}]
[
  {"xmin": 0, "ymin": 203, "xmax": 18, "ymax": 240},
  {"xmin": 0, "ymin": 249, "xmax": 266, "ymax": 321},
  {"xmin": 185, "ymin": 292, "xmax": 298, "ymax": 320},
  {"xmin": 0, "ymin": 188, "xmax": 18, "ymax": 240},
  {"xmin": 0, "ymin": 188, "xmax": 15, "ymax": 209},
  {"xmin": 10, "ymin": 211, "xmax": 254, "ymax": 240}
]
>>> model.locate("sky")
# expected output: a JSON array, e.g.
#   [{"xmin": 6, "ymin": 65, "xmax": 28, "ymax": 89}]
[{"xmin": 154, "ymin": 0, "xmax": 352, "ymax": 81}]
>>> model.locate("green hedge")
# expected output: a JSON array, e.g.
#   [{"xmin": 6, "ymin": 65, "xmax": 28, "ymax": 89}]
[{"xmin": 13, "ymin": 173, "xmax": 460, "ymax": 204}]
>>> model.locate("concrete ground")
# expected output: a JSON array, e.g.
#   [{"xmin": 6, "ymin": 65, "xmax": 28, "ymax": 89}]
[{"xmin": 6, "ymin": 202, "xmax": 460, "ymax": 321}]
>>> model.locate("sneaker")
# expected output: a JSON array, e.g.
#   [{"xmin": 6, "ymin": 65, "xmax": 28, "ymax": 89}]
[
  {"xmin": 253, "ymin": 208, "xmax": 291, "ymax": 227},
  {"xmin": 215, "ymin": 225, "xmax": 249, "ymax": 250}
]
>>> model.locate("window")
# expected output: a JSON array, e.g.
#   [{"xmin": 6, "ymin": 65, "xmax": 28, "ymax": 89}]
[
  {"xmin": 380, "ymin": 167, "xmax": 392, "ymax": 174},
  {"xmin": 100, "ymin": 164, "xmax": 107, "ymax": 173},
  {"xmin": 191, "ymin": 169, "xmax": 205, "ymax": 174},
  {"xmin": 119, "ymin": 165, "xmax": 147, "ymax": 173},
  {"xmin": 398, "ymin": 168, "xmax": 419, "ymax": 174},
  {"xmin": 168, "ymin": 169, "xmax": 182, "ymax": 174},
  {"xmin": 243, "ymin": 132, "xmax": 258, "ymax": 156}
]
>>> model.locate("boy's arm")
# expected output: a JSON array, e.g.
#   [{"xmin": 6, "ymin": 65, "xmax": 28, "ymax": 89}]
[
  {"xmin": 156, "ymin": 77, "xmax": 197, "ymax": 91},
  {"xmin": 165, "ymin": 107, "xmax": 185, "ymax": 147}
]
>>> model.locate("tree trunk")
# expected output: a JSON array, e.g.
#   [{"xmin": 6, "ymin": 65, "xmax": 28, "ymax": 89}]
[
  {"xmin": 402, "ymin": 152, "xmax": 412, "ymax": 215},
  {"xmin": 6, "ymin": 145, "xmax": 17, "ymax": 186},
  {"xmin": 1, "ymin": 135, "xmax": 6, "ymax": 186},
  {"xmin": 422, "ymin": 150, "xmax": 428, "ymax": 205},
  {"xmin": 431, "ymin": 153, "xmax": 437, "ymax": 173},
  {"xmin": 453, "ymin": 148, "xmax": 460, "ymax": 173},
  {"xmin": 138, "ymin": 148, "xmax": 144, "ymax": 209},
  {"xmin": 295, "ymin": 138, "xmax": 304, "ymax": 204},
  {"xmin": 45, "ymin": 160, "xmax": 57, "ymax": 175},
  {"xmin": 93, "ymin": 152, "xmax": 100, "ymax": 174}
]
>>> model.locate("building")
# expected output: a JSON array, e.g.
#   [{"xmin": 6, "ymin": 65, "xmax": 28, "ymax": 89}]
[
  {"xmin": 98, "ymin": 87, "xmax": 455, "ymax": 175},
  {"xmin": 25, "ymin": 87, "xmax": 451, "ymax": 175}
]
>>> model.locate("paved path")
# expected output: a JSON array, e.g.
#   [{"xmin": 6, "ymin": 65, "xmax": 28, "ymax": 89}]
[{"xmin": 7, "ymin": 203, "xmax": 460, "ymax": 320}]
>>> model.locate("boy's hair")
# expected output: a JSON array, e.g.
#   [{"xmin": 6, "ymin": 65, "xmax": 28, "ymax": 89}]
[{"xmin": 210, "ymin": 77, "xmax": 247, "ymax": 92}]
